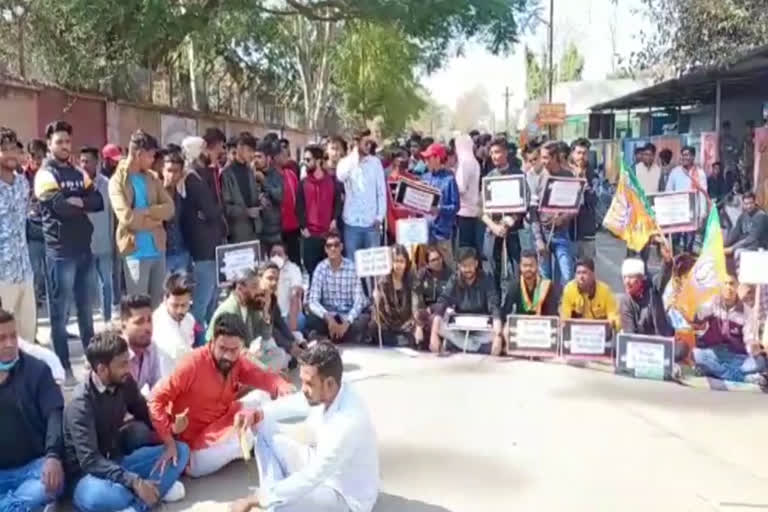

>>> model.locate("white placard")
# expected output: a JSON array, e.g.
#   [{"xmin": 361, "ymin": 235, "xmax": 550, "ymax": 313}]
[
  {"xmin": 451, "ymin": 315, "xmax": 491, "ymax": 330},
  {"xmin": 549, "ymin": 180, "xmax": 582, "ymax": 207},
  {"xmin": 396, "ymin": 218, "xmax": 429, "ymax": 246},
  {"xmin": 216, "ymin": 241, "xmax": 261, "ymax": 285},
  {"xmin": 402, "ymin": 186, "xmax": 435, "ymax": 212},
  {"xmin": 625, "ymin": 341, "xmax": 664, "ymax": 371},
  {"xmin": 354, "ymin": 247, "xmax": 392, "ymax": 277},
  {"xmin": 569, "ymin": 323, "xmax": 606, "ymax": 355},
  {"xmin": 738, "ymin": 251, "xmax": 768, "ymax": 284},
  {"xmin": 515, "ymin": 318, "xmax": 553, "ymax": 348},
  {"xmin": 654, "ymin": 193, "xmax": 692, "ymax": 225}
]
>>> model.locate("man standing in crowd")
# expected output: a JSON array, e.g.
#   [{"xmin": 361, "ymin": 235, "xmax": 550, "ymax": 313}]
[
  {"xmin": 230, "ymin": 341, "xmax": 379, "ymax": 512},
  {"xmin": 255, "ymin": 140, "xmax": 284, "ymax": 255},
  {"xmin": 82, "ymin": 145, "xmax": 114, "ymax": 322},
  {"xmin": 719, "ymin": 120, "xmax": 739, "ymax": 177},
  {"xmin": 325, "ymin": 135, "xmax": 347, "ymax": 177},
  {"xmin": 635, "ymin": 143, "xmax": 661, "ymax": 195},
  {"xmin": 742, "ymin": 120, "xmax": 755, "ymax": 182},
  {"xmin": 110, "ymin": 130, "xmax": 174, "ymax": 308},
  {"xmin": 0, "ymin": 127, "xmax": 37, "ymax": 343},
  {"xmin": 482, "ymin": 137, "xmax": 525, "ymax": 289},
  {"xmin": 337, "ymin": 129, "xmax": 387, "ymax": 258},
  {"xmin": 724, "ymin": 192, "xmax": 768, "ymax": 259},
  {"xmin": 35, "ymin": 120, "xmax": 104, "ymax": 384},
  {"xmin": 278, "ymin": 142, "xmax": 301, "ymax": 264},
  {"xmin": 121, "ymin": 294, "xmax": 162, "ymax": 393},
  {"xmin": 708, "ymin": 162, "xmax": 728, "ymax": 204},
  {"xmin": 455, "ymin": 134, "xmax": 482, "ymax": 255},
  {"xmin": 421, "ymin": 142, "xmax": 460, "ymax": 267},
  {"xmin": 502, "ymin": 250, "xmax": 560, "ymax": 317},
  {"xmin": 665, "ymin": 146, "xmax": 708, "ymax": 253},
  {"xmin": 0, "ymin": 309, "xmax": 65, "ymax": 511},
  {"xmin": 24, "ymin": 138, "xmax": 48, "ymax": 306},
  {"xmin": 560, "ymin": 257, "xmax": 620, "ymax": 330},
  {"xmin": 222, "ymin": 132, "xmax": 262, "ymax": 244},
  {"xmin": 570, "ymin": 138, "xmax": 598, "ymax": 259},
  {"xmin": 298, "ymin": 145, "xmax": 342, "ymax": 278},
  {"xmin": 522, "ymin": 142, "xmax": 546, "ymax": 252},
  {"xmin": 153, "ymin": 273, "xmax": 196, "ymax": 378},
  {"xmin": 162, "ymin": 149, "xmax": 190, "ymax": 273},
  {"xmin": 64, "ymin": 330, "xmax": 189, "ymax": 512},
  {"xmin": 408, "ymin": 136, "xmax": 427, "ymax": 175},
  {"xmin": 101, "ymin": 143, "xmax": 122, "ymax": 179},
  {"xmin": 307, "ymin": 231, "xmax": 369, "ymax": 344}
]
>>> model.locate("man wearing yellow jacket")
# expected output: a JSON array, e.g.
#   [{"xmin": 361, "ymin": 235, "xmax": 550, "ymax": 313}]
[{"xmin": 560, "ymin": 257, "xmax": 620, "ymax": 331}]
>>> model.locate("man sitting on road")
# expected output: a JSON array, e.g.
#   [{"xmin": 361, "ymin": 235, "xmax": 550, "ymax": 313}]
[
  {"xmin": 149, "ymin": 313, "xmax": 294, "ymax": 478},
  {"xmin": 306, "ymin": 231, "xmax": 369, "ymax": 344},
  {"xmin": 153, "ymin": 272, "xmax": 196, "ymax": 378},
  {"xmin": 64, "ymin": 330, "xmax": 189, "ymax": 512},
  {"xmin": 430, "ymin": 247, "xmax": 504, "ymax": 355},
  {"xmin": 230, "ymin": 341, "xmax": 379, "ymax": 512},
  {"xmin": 121, "ymin": 294, "xmax": 162, "ymax": 393},
  {"xmin": 0, "ymin": 309, "xmax": 65, "ymax": 511},
  {"xmin": 724, "ymin": 192, "xmax": 768, "ymax": 259},
  {"xmin": 560, "ymin": 257, "xmax": 620, "ymax": 331},
  {"xmin": 692, "ymin": 272, "xmax": 767, "ymax": 383},
  {"xmin": 502, "ymin": 250, "xmax": 560, "ymax": 317},
  {"xmin": 270, "ymin": 242, "xmax": 306, "ymax": 333}
]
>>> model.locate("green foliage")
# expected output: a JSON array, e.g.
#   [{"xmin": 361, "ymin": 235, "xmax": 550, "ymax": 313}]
[
  {"xmin": 526, "ymin": 47, "xmax": 547, "ymax": 100},
  {"xmin": 558, "ymin": 42, "xmax": 584, "ymax": 82}
]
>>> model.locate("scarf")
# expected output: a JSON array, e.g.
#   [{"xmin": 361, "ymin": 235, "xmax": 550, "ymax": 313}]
[{"xmin": 521, "ymin": 277, "xmax": 552, "ymax": 314}]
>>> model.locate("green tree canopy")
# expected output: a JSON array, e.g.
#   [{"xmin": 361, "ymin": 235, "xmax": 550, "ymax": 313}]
[{"xmin": 558, "ymin": 41, "xmax": 584, "ymax": 82}]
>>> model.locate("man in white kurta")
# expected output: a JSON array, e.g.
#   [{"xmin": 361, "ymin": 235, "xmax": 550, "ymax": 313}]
[{"xmin": 152, "ymin": 273, "xmax": 196, "ymax": 378}]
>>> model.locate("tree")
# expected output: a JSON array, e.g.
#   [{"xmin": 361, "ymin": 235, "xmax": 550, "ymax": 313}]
[
  {"xmin": 526, "ymin": 46, "xmax": 547, "ymax": 100},
  {"xmin": 452, "ymin": 85, "xmax": 492, "ymax": 133},
  {"xmin": 558, "ymin": 41, "xmax": 584, "ymax": 82}
]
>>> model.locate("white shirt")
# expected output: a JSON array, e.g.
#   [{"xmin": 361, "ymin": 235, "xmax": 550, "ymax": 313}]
[
  {"xmin": 665, "ymin": 165, "xmax": 709, "ymax": 220},
  {"xmin": 19, "ymin": 339, "xmax": 65, "ymax": 384},
  {"xmin": 260, "ymin": 384, "xmax": 380, "ymax": 512},
  {"xmin": 151, "ymin": 305, "xmax": 195, "ymax": 378},
  {"xmin": 277, "ymin": 260, "xmax": 303, "ymax": 316},
  {"xmin": 337, "ymin": 152, "xmax": 387, "ymax": 228},
  {"xmin": 634, "ymin": 162, "xmax": 661, "ymax": 195}
]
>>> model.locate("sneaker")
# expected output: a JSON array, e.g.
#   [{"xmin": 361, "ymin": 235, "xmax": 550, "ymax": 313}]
[
  {"xmin": 163, "ymin": 481, "xmax": 186, "ymax": 503},
  {"xmin": 64, "ymin": 369, "xmax": 78, "ymax": 388}
]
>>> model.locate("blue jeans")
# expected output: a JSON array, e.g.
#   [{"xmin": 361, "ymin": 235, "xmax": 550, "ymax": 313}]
[
  {"xmin": 93, "ymin": 253, "xmax": 113, "ymax": 321},
  {"xmin": 283, "ymin": 311, "xmax": 307, "ymax": 332},
  {"xmin": 166, "ymin": 251, "xmax": 191, "ymax": 275},
  {"xmin": 28, "ymin": 240, "xmax": 47, "ymax": 301},
  {"xmin": 539, "ymin": 232, "xmax": 574, "ymax": 285},
  {"xmin": 192, "ymin": 260, "xmax": 217, "ymax": 347},
  {"xmin": 72, "ymin": 442, "xmax": 190, "ymax": 512},
  {"xmin": 343, "ymin": 224, "xmax": 380, "ymax": 260},
  {"xmin": 693, "ymin": 345, "xmax": 767, "ymax": 382},
  {"xmin": 0, "ymin": 457, "xmax": 60, "ymax": 511},
  {"xmin": 46, "ymin": 253, "xmax": 94, "ymax": 371}
]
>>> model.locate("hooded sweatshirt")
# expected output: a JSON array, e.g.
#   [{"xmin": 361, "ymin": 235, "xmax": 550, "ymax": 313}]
[
  {"xmin": 297, "ymin": 171, "xmax": 340, "ymax": 236},
  {"xmin": 454, "ymin": 134, "xmax": 481, "ymax": 218},
  {"xmin": 421, "ymin": 169, "xmax": 460, "ymax": 242}
]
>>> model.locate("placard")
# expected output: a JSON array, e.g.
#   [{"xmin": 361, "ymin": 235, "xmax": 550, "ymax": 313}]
[
  {"xmin": 354, "ymin": 247, "xmax": 392, "ymax": 277},
  {"xmin": 648, "ymin": 191, "xmax": 697, "ymax": 233},
  {"xmin": 562, "ymin": 319, "xmax": 613, "ymax": 362},
  {"xmin": 447, "ymin": 315, "xmax": 492, "ymax": 331},
  {"xmin": 394, "ymin": 179, "xmax": 441, "ymax": 214},
  {"xmin": 539, "ymin": 177, "xmax": 586, "ymax": 214},
  {"xmin": 215, "ymin": 241, "xmax": 262, "ymax": 286},
  {"xmin": 482, "ymin": 175, "xmax": 528, "ymax": 214},
  {"xmin": 507, "ymin": 315, "xmax": 559, "ymax": 358},
  {"xmin": 738, "ymin": 251, "xmax": 768, "ymax": 284},
  {"xmin": 396, "ymin": 218, "xmax": 429, "ymax": 247},
  {"xmin": 616, "ymin": 333, "xmax": 675, "ymax": 381}
]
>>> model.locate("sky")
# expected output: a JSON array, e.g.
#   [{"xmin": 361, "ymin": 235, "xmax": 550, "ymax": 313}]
[{"xmin": 421, "ymin": 0, "xmax": 648, "ymax": 128}]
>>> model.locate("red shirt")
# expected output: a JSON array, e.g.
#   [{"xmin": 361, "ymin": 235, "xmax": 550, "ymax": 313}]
[
  {"xmin": 300, "ymin": 172, "xmax": 337, "ymax": 236},
  {"xmin": 281, "ymin": 167, "xmax": 300, "ymax": 231}
]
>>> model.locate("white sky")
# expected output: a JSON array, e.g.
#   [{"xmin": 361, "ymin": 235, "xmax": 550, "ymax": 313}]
[{"xmin": 421, "ymin": 0, "xmax": 648, "ymax": 122}]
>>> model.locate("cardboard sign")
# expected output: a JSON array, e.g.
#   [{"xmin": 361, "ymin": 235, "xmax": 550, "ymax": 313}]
[
  {"xmin": 507, "ymin": 315, "xmax": 559, "ymax": 358},
  {"xmin": 616, "ymin": 333, "xmax": 675, "ymax": 381},
  {"xmin": 482, "ymin": 175, "xmax": 528, "ymax": 214},
  {"xmin": 215, "ymin": 241, "xmax": 262, "ymax": 286},
  {"xmin": 354, "ymin": 247, "xmax": 392, "ymax": 277},
  {"xmin": 394, "ymin": 179, "xmax": 441, "ymax": 214},
  {"xmin": 539, "ymin": 176, "xmax": 586, "ymax": 214},
  {"xmin": 447, "ymin": 315, "xmax": 492, "ymax": 331},
  {"xmin": 738, "ymin": 251, "xmax": 768, "ymax": 284},
  {"xmin": 396, "ymin": 218, "xmax": 429, "ymax": 247},
  {"xmin": 561, "ymin": 319, "xmax": 613, "ymax": 362},
  {"xmin": 648, "ymin": 191, "xmax": 697, "ymax": 233}
]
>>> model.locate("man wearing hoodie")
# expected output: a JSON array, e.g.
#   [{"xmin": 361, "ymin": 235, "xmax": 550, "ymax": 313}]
[
  {"xmin": 455, "ymin": 134, "xmax": 482, "ymax": 255},
  {"xmin": 109, "ymin": 130, "xmax": 175, "ymax": 309},
  {"xmin": 421, "ymin": 143, "xmax": 460, "ymax": 267},
  {"xmin": 254, "ymin": 140, "xmax": 284, "ymax": 255}
]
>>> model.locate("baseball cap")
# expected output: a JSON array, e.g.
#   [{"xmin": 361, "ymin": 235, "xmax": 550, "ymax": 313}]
[
  {"xmin": 421, "ymin": 143, "xmax": 447, "ymax": 160},
  {"xmin": 102, "ymin": 144, "xmax": 122, "ymax": 162}
]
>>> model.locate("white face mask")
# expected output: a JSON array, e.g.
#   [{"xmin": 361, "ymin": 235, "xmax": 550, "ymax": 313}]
[{"xmin": 270, "ymin": 255, "xmax": 285, "ymax": 269}]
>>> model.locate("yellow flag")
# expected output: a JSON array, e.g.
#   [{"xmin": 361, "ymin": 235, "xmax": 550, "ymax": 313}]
[{"xmin": 602, "ymin": 167, "xmax": 659, "ymax": 252}]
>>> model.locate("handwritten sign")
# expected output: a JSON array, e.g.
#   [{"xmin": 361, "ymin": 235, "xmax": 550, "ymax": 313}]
[
  {"xmin": 539, "ymin": 176, "xmax": 586, "ymax": 213},
  {"xmin": 649, "ymin": 191, "xmax": 696, "ymax": 233},
  {"xmin": 738, "ymin": 251, "xmax": 768, "ymax": 284},
  {"xmin": 482, "ymin": 175, "xmax": 528, "ymax": 214},
  {"xmin": 215, "ymin": 241, "xmax": 262, "ymax": 286},
  {"xmin": 507, "ymin": 315, "xmax": 559, "ymax": 357},
  {"xmin": 562, "ymin": 319, "xmax": 613, "ymax": 362},
  {"xmin": 395, "ymin": 179, "xmax": 441, "ymax": 214},
  {"xmin": 396, "ymin": 218, "xmax": 429, "ymax": 247},
  {"xmin": 354, "ymin": 247, "xmax": 392, "ymax": 278},
  {"xmin": 616, "ymin": 333, "xmax": 675, "ymax": 381}
]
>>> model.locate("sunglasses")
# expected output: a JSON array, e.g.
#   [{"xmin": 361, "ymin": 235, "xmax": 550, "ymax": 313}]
[{"xmin": 325, "ymin": 242, "xmax": 341, "ymax": 249}]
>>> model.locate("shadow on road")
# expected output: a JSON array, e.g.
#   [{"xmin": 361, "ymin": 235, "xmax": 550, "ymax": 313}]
[{"xmin": 375, "ymin": 493, "xmax": 455, "ymax": 512}]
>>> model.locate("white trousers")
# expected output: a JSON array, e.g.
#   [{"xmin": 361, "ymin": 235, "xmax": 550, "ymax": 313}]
[{"xmin": 0, "ymin": 280, "xmax": 36, "ymax": 342}]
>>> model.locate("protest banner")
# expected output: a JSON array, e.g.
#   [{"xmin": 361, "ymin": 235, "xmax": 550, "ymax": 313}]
[
  {"xmin": 738, "ymin": 251, "xmax": 768, "ymax": 285},
  {"xmin": 396, "ymin": 218, "xmax": 429, "ymax": 247},
  {"xmin": 561, "ymin": 319, "xmax": 613, "ymax": 363},
  {"xmin": 648, "ymin": 191, "xmax": 697, "ymax": 233},
  {"xmin": 616, "ymin": 333, "xmax": 675, "ymax": 381},
  {"xmin": 700, "ymin": 131, "xmax": 719, "ymax": 175},
  {"xmin": 507, "ymin": 315, "xmax": 559, "ymax": 358},
  {"xmin": 215, "ymin": 241, "xmax": 262, "ymax": 286},
  {"xmin": 394, "ymin": 178, "xmax": 441, "ymax": 214},
  {"xmin": 482, "ymin": 175, "xmax": 528, "ymax": 214},
  {"xmin": 539, "ymin": 177, "xmax": 586, "ymax": 214}
]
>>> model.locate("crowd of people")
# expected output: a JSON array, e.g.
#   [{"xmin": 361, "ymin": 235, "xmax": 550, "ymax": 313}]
[{"xmin": 1, "ymin": 116, "xmax": 768, "ymax": 511}]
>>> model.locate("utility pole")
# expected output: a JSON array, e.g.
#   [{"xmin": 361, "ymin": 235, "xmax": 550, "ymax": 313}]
[
  {"xmin": 547, "ymin": 0, "xmax": 555, "ymax": 138},
  {"xmin": 503, "ymin": 87, "xmax": 512, "ymax": 135}
]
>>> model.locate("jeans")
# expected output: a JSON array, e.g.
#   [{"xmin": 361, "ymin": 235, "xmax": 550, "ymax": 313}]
[
  {"xmin": 72, "ymin": 441, "xmax": 190, "ymax": 512},
  {"xmin": 0, "ymin": 457, "xmax": 60, "ymax": 511},
  {"xmin": 539, "ymin": 232, "xmax": 574, "ymax": 285},
  {"xmin": 166, "ymin": 251, "xmax": 191, "ymax": 275},
  {"xmin": 693, "ymin": 345, "xmax": 767, "ymax": 382},
  {"xmin": 46, "ymin": 252, "xmax": 94, "ymax": 371},
  {"xmin": 283, "ymin": 312, "xmax": 307, "ymax": 333},
  {"xmin": 93, "ymin": 253, "xmax": 114, "ymax": 321},
  {"xmin": 343, "ymin": 224, "xmax": 380, "ymax": 260},
  {"xmin": 123, "ymin": 257, "xmax": 166, "ymax": 308},
  {"xmin": 192, "ymin": 260, "xmax": 218, "ymax": 347},
  {"xmin": 28, "ymin": 239, "xmax": 47, "ymax": 301},
  {"xmin": 457, "ymin": 216, "xmax": 484, "ymax": 256},
  {"xmin": 486, "ymin": 230, "xmax": 522, "ymax": 292}
]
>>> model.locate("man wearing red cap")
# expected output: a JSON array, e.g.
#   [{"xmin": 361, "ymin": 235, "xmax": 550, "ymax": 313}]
[
  {"xmin": 420, "ymin": 142, "xmax": 460, "ymax": 267},
  {"xmin": 101, "ymin": 144, "xmax": 122, "ymax": 179}
]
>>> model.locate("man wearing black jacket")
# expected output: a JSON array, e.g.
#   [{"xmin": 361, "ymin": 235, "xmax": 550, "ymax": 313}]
[
  {"xmin": 570, "ymin": 138, "xmax": 598, "ymax": 259},
  {"xmin": 0, "ymin": 309, "xmax": 65, "ymax": 511},
  {"xmin": 254, "ymin": 140, "xmax": 284, "ymax": 254},
  {"xmin": 35, "ymin": 121, "xmax": 104, "ymax": 384},
  {"xmin": 64, "ymin": 330, "xmax": 189, "ymax": 512}
]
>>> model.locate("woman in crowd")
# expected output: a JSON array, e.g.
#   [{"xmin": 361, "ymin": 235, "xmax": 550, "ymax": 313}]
[{"xmin": 374, "ymin": 245, "xmax": 424, "ymax": 347}]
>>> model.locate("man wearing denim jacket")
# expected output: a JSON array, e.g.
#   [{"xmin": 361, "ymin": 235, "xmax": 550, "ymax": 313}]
[{"xmin": 420, "ymin": 143, "xmax": 460, "ymax": 267}]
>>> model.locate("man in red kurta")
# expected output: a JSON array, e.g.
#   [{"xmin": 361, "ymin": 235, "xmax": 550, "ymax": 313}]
[{"xmin": 149, "ymin": 312, "xmax": 294, "ymax": 477}]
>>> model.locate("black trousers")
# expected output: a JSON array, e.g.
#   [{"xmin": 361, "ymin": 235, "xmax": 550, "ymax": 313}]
[
  {"xmin": 282, "ymin": 229, "xmax": 301, "ymax": 265},
  {"xmin": 302, "ymin": 236, "xmax": 327, "ymax": 281},
  {"xmin": 490, "ymin": 231, "xmax": 521, "ymax": 292}
]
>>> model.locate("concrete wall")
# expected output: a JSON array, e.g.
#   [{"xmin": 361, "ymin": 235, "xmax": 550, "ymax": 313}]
[
  {"xmin": 0, "ymin": 83, "xmax": 39, "ymax": 144},
  {"xmin": 688, "ymin": 95, "xmax": 764, "ymax": 135},
  {"xmin": 37, "ymin": 88, "xmax": 106, "ymax": 150}
]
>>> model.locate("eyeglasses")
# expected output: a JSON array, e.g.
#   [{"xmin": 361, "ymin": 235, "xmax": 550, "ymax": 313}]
[{"xmin": 325, "ymin": 242, "xmax": 341, "ymax": 249}]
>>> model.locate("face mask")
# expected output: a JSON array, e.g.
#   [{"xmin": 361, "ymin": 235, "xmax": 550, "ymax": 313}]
[
  {"xmin": 0, "ymin": 356, "xmax": 19, "ymax": 372},
  {"xmin": 270, "ymin": 255, "xmax": 285, "ymax": 269}
]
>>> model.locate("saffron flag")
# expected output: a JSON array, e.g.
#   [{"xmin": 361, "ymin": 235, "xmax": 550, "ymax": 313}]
[
  {"xmin": 673, "ymin": 207, "xmax": 727, "ymax": 322},
  {"xmin": 603, "ymin": 160, "xmax": 659, "ymax": 252}
]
